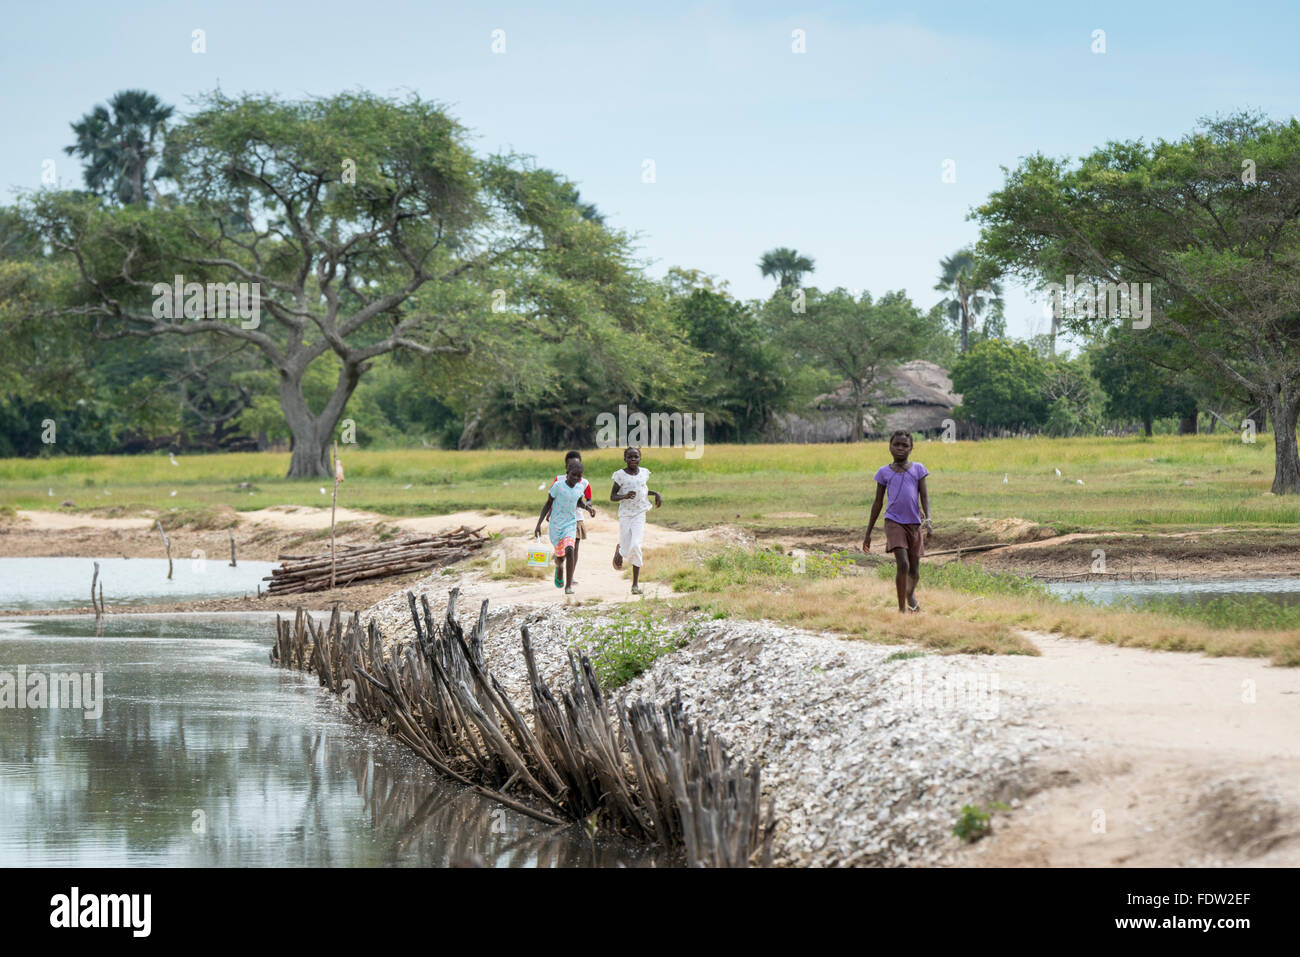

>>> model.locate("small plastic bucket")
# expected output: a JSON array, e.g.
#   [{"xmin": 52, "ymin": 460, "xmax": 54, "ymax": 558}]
[{"xmin": 526, "ymin": 547, "xmax": 551, "ymax": 568}]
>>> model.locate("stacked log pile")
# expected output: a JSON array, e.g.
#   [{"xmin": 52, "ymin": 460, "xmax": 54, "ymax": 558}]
[
  {"xmin": 264, "ymin": 526, "xmax": 488, "ymax": 595},
  {"xmin": 271, "ymin": 589, "xmax": 775, "ymax": 867}
]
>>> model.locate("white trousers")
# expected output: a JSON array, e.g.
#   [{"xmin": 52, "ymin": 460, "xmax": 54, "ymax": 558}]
[{"xmin": 618, "ymin": 512, "xmax": 646, "ymax": 567}]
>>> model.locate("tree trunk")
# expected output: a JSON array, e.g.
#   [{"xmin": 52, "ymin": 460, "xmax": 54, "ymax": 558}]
[
  {"xmin": 1143, "ymin": 417, "xmax": 1153, "ymax": 437},
  {"xmin": 1178, "ymin": 407, "xmax": 1198, "ymax": 434},
  {"xmin": 1267, "ymin": 389, "xmax": 1300, "ymax": 495},
  {"xmin": 280, "ymin": 366, "xmax": 356, "ymax": 478},
  {"xmin": 960, "ymin": 301, "xmax": 970, "ymax": 355},
  {"xmin": 851, "ymin": 386, "xmax": 866, "ymax": 441}
]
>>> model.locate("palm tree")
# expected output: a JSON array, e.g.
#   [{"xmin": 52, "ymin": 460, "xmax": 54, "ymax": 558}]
[
  {"xmin": 934, "ymin": 248, "xmax": 1003, "ymax": 354},
  {"xmin": 758, "ymin": 247, "xmax": 815, "ymax": 291},
  {"xmin": 65, "ymin": 90, "xmax": 174, "ymax": 206}
]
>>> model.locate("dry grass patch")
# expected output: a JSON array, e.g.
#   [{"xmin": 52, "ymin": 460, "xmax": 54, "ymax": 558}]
[{"xmin": 644, "ymin": 542, "xmax": 1300, "ymax": 664}]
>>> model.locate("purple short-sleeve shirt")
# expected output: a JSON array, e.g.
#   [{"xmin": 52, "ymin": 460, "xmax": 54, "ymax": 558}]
[{"xmin": 874, "ymin": 462, "xmax": 929, "ymax": 524}]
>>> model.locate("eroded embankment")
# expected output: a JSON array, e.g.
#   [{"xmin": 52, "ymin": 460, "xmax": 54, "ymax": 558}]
[
  {"xmin": 360, "ymin": 582, "xmax": 1072, "ymax": 866},
  {"xmin": 275, "ymin": 590, "xmax": 774, "ymax": 866}
]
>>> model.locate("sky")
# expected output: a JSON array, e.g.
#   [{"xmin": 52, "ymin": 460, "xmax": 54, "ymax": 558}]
[{"xmin": 3, "ymin": 0, "xmax": 1297, "ymax": 344}]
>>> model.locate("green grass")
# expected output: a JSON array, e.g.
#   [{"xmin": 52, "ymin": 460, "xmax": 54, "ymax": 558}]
[
  {"xmin": 567, "ymin": 604, "xmax": 701, "ymax": 689},
  {"xmin": 669, "ymin": 544, "xmax": 855, "ymax": 592},
  {"xmin": 953, "ymin": 804, "xmax": 993, "ymax": 843},
  {"xmin": 1, "ymin": 435, "xmax": 1297, "ymax": 534},
  {"xmin": 874, "ymin": 560, "xmax": 1050, "ymax": 598},
  {"xmin": 1121, "ymin": 594, "xmax": 1300, "ymax": 632}
]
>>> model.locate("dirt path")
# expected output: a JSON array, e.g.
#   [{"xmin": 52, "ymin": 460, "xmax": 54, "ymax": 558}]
[
  {"xmin": 957, "ymin": 632, "xmax": 1300, "ymax": 866},
  {"xmin": 0, "ymin": 506, "xmax": 721, "ymax": 611},
  {"xmin": 393, "ymin": 508, "xmax": 720, "ymax": 606}
]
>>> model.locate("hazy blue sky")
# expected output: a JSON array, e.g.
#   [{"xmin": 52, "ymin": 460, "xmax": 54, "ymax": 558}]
[{"xmin": 3, "ymin": 1, "xmax": 1296, "ymax": 341}]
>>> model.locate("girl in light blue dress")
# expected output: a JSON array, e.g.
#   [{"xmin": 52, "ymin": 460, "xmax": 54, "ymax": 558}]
[{"xmin": 534, "ymin": 459, "xmax": 596, "ymax": 594}]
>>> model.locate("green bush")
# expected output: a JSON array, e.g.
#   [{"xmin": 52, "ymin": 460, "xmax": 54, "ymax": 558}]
[{"xmin": 568, "ymin": 605, "xmax": 699, "ymax": 690}]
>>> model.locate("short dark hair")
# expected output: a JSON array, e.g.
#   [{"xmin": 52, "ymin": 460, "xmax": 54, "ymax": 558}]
[
  {"xmin": 565, "ymin": 449, "xmax": 582, "ymax": 462},
  {"xmin": 889, "ymin": 430, "xmax": 913, "ymax": 444}
]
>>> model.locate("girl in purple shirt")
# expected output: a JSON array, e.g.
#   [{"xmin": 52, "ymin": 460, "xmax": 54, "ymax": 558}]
[{"xmin": 862, "ymin": 431, "xmax": 932, "ymax": 612}]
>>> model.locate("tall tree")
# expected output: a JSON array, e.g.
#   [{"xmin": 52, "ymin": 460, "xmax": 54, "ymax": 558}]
[
  {"xmin": 1092, "ymin": 333, "xmax": 1197, "ymax": 436},
  {"xmin": 758, "ymin": 247, "xmax": 815, "ymax": 290},
  {"xmin": 764, "ymin": 287, "xmax": 936, "ymax": 441},
  {"xmin": 950, "ymin": 340, "xmax": 1049, "ymax": 432},
  {"xmin": 668, "ymin": 280, "xmax": 792, "ymax": 441},
  {"xmin": 977, "ymin": 112, "xmax": 1300, "ymax": 493},
  {"xmin": 64, "ymin": 90, "xmax": 175, "ymax": 206},
  {"xmin": 934, "ymin": 248, "xmax": 1003, "ymax": 354},
  {"xmin": 19, "ymin": 91, "xmax": 661, "ymax": 476}
]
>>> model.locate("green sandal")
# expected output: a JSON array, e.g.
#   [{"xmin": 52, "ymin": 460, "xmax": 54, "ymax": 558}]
[{"xmin": 554, "ymin": 566, "xmax": 564, "ymax": 588}]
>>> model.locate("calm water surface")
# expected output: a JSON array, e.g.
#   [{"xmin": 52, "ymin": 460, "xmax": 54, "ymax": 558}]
[
  {"xmin": 1045, "ymin": 576, "xmax": 1300, "ymax": 608},
  {"xmin": 0, "ymin": 557, "xmax": 278, "ymax": 611},
  {"xmin": 0, "ymin": 614, "xmax": 659, "ymax": 867}
]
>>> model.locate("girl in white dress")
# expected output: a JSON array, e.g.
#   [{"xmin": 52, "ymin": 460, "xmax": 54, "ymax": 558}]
[{"xmin": 610, "ymin": 446, "xmax": 662, "ymax": 594}]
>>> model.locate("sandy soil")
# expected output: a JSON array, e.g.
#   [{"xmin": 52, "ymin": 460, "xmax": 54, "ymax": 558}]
[{"xmin": 957, "ymin": 632, "xmax": 1300, "ymax": 866}]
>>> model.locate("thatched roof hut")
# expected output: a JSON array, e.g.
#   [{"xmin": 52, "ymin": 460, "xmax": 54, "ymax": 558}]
[{"xmin": 768, "ymin": 360, "xmax": 961, "ymax": 443}]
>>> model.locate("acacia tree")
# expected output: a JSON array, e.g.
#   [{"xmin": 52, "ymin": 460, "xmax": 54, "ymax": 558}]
[
  {"xmin": 976, "ymin": 112, "xmax": 1300, "ymax": 493},
  {"xmin": 22, "ymin": 91, "xmax": 653, "ymax": 476},
  {"xmin": 764, "ymin": 287, "xmax": 936, "ymax": 440}
]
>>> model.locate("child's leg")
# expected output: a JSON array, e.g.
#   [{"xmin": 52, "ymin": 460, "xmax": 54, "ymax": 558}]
[
  {"xmin": 891, "ymin": 547, "xmax": 910, "ymax": 612},
  {"xmin": 627, "ymin": 514, "xmax": 645, "ymax": 592},
  {"xmin": 906, "ymin": 540, "xmax": 921, "ymax": 608},
  {"xmin": 564, "ymin": 545, "xmax": 576, "ymax": 588}
]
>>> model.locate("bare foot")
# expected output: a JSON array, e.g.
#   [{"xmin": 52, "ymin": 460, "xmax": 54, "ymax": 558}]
[
  {"xmin": 564, "ymin": 585, "xmax": 574, "ymax": 595},
  {"xmin": 630, "ymin": 585, "xmax": 643, "ymax": 595}
]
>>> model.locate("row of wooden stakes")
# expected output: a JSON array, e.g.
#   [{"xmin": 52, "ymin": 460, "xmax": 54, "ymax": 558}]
[{"xmin": 270, "ymin": 589, "xmax": 775, "ymax": 867}]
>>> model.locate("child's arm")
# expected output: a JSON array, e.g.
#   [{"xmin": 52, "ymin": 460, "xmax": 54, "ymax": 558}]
[
  {"xmin": 862, "ymin": 485, "xmax": 886, "ymax": 553},
  {"xmin": 648, "ymin": 488, "xmax": 663, "ymax": 507},
  {"xmin": 611, "ymin": 481, "xmax": 635, "ymax": 502},
  {"xmin": 534, "ymin": 495, "xmax": 553, "ymax": 537},
  {"xmin": 918, "ymin": 476, "xmax": 931, "ymax": 540}
]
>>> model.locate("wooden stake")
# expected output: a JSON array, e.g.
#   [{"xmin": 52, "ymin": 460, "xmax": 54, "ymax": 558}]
[
  {"xmin": 91, "ymin": 561, "xmax": 102, "ymax": 621},
  {"xmin": 154, "ymin": 520, "xmax": 173, "ymax": 579},
  {"xmin": 330, "ymin": 440, "xmax": 339, "ymax": 591},
  {"xmin": 228, "ymin": 528, "xmax": 237, "ymax": 567}
]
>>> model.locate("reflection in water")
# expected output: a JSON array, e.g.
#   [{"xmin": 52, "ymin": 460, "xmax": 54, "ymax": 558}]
[{"xmin": 0, "ymin": 614, "xmax": 661, "ymax": 867}]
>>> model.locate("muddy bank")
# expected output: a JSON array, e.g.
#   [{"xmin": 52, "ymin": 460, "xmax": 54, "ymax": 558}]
[{"xmin": 969, "ymin": 529, "xmax": 1300, "ymax": 580}]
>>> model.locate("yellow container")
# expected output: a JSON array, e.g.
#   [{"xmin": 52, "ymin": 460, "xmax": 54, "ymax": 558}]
[{"xmin": 526, "ymin": 547, "xmax": 551, "ymax": 568}]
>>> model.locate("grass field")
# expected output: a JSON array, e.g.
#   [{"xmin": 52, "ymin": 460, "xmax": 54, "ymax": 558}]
[{"xmin": 0, "ymin": 434, "xmax": 1296, "ymax": 533}]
